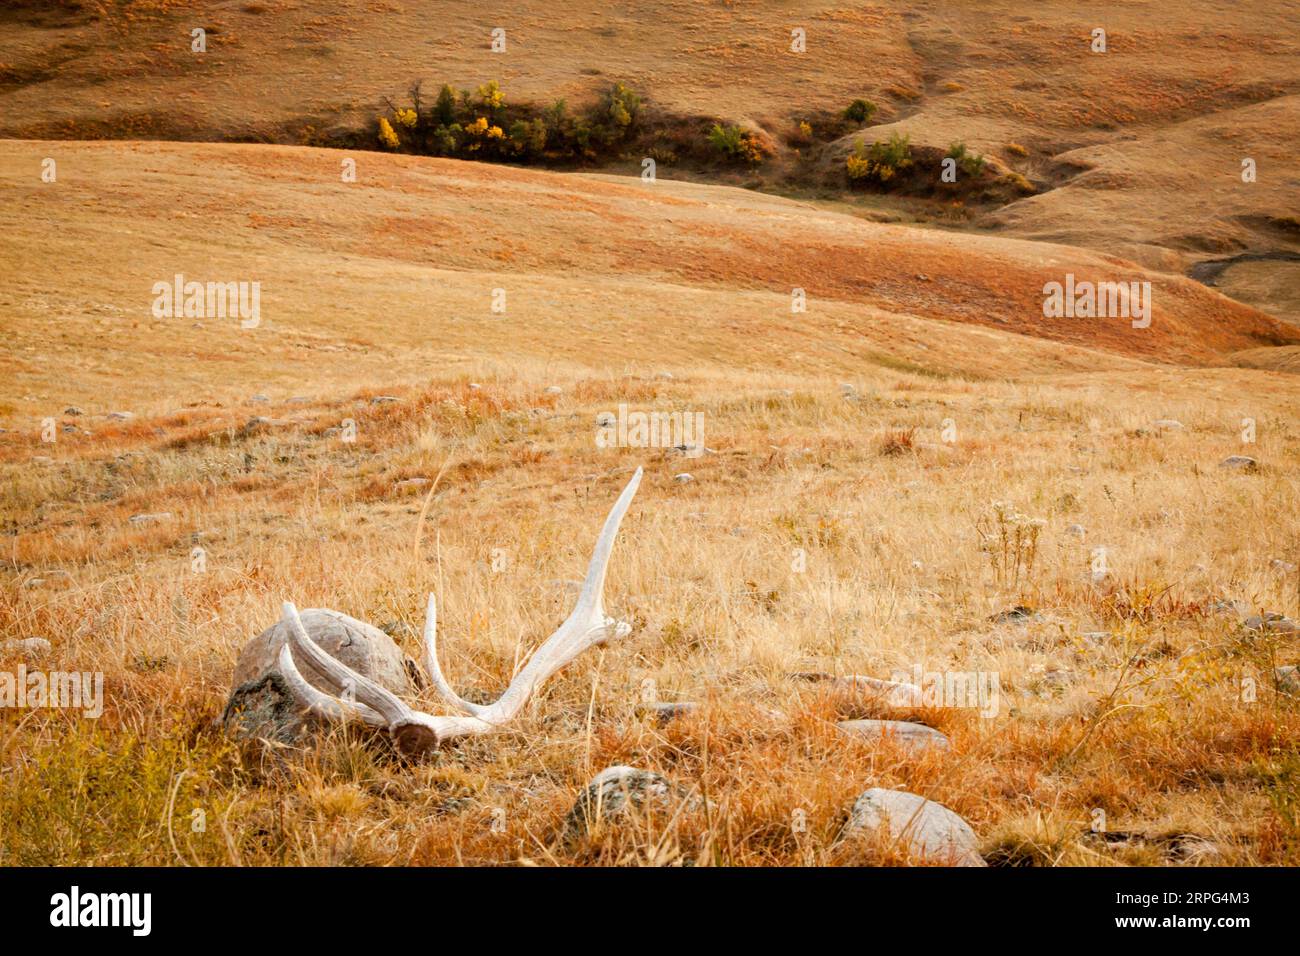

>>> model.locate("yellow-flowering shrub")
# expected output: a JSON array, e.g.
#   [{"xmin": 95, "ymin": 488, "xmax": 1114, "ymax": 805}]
[
  {"xmin": 377, "ymin": 116, "xmax": 399, "ymax": 149},
  {"xmin": 393, "ymin": 108, "xmax": 418, "ymax": 129}
]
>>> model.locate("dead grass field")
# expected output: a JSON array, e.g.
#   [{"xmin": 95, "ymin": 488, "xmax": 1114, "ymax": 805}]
[{"xmin": 2, "ymin": 136, "xmax": 1299, "ymax": 865}]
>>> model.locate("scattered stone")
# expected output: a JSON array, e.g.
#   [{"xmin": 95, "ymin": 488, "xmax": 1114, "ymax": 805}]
[
  {"xmin": 244, "ymin": 416, "xmax": 292, "ymax": 430},
  {"xmin": 31, "ymin": 456, "xmax": 53, "ymax": 464},
  {"xmin": 128, "ymin": 512, "xmax": 173, "ymax": 525},
  {"xmin": 655, "ymin": 371, "xmax": 674, "ymax": 380},
  {"xmin": 836, "ymin": 719, "xmax": 951, "ymax": 752},
  {"xmin": 1220, "ymin": 455, "xmax": 1257, "ymax": 470},
  {"xmin": 468, "ymin": 382, "xmax": 482, "ymax": 390},
  {"xmin": 394, "ymin": 477, "xmax": 431, "ymax": 490},
  {"xmin": 0, "ymin": 637, "xmax": 52, "ymax": 659},
  {"xmin": 1270, "ymin": 559, "xmax": 1297, "ymax": 573},
  {"xmin": 370, "ymin": 395, "xmax": 401, "ymax": 405},
  {"xmin": 1244, "ymin": 613, "xmax": 1299, "ymax": 634},
  {"xmin": 561, "ymin": 766, "xmax": 698, "ymax": 841},
  {"xmin": 544, "ymin": 385, "xmax": 563, "ymax": 395},
  {"xmin": 1152, "ymin": 419, "xmax": 1183, "ymax": 430},
  {"xmin": 673, "ymin": 473, "xmax": 695, "ymax": 483},
  {"xmin": 1080, "ymin": 631, "xmax": 1110, "ymax": 644},
  {"xmin": 1275, "ymin": 666, "xmax": 1299, "ymax": 697},
  {"xmin": 635, "ymin": 701, "xmax": 699, "ymax": 723},
  {"xmin": 595, "ymin": 412, "xmax": 616, "ymax": 428},
  {"xmin": 288, "ymin": 396, "xmax": 310, "ymax": 404},
  {"xmin": 63, "ymin": 406, "xmax": 83, "ymax": 416},
  {"xmin": 22, "ymin": 570, "xmax": 70, "ymax": 589},
  {"xmin": 842, "ymin": 788, "xmax": 985, "ymax": 866},
  {"xmin": 250, "ymin": 394, "xmax": 269, "ymax": 403},
  {"xmin": 107, "ymin": 411, "xmax": 133, "ymax": 421},
  {"xmin": 1065, "ymin": 524, "xmax": 1086, "ymax": 538},
  {"xmin": 790, "ymin": 672, "xmax": 923, "ymax": 708},
  {"xmin": 990, "ymin": 605, "xmax": 1037, "ymax": 624}
]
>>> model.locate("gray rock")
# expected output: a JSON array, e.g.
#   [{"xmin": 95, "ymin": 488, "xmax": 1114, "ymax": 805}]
[
  {"xmin": 370, "ymin": 395, "xmax": 400, "ymax": 404},
  {"xmin": 635, "ymin": 701, "xmax": 699, "ymax": 723},
  {"xmin": 842, "ymin": 788, "xmax": 985, "ymax": 866},
  {"xmin": 1220, "ymin": 455, "xmax": 1257, "ymax": 470},
  {"xmin": 595, "ymin": 412, "xmax": 616, "ymax": 428},
  {"xmin": 394, "ymin": 477, "xmax": 431, "ymax": 490},
  {"xmin": 63, "ymin": 406, "xmax": 83, "ymax": 416},
  {"xmin": 128, "ymin": 512, "xmax": 173, "ymax": 525},
  {"xmin": 990, "ymin": 605, "xmax": 1037, "ymax": 624},
  {"xmin": 1065, "ymin": 524, "xmax": 1086, "ymax": 537},
  {"xmin": 1276, "ymin": 666, "xmax": 1299, "ymax": 697},
  {"xmin": 673, "ymin": 473, "xmax": 695, "ymax": 483},
  {"xmin": 561, "ymin": 766, "xmax": 698, "ymax": 841},
  {"xmin": 0, "ymin": 637, "xmax": 52, "ymax": 659},
  {"xmin": 107, "ymin": 411, "xmax": 134, "ymax": 421},
  {"xmin": 223, "ymin": 608, "xmax": 421, "ymax": 745},
  {"xmin": 1244, "ymin": 613, "xmax": 1299, "ymax": 634},
  {"xmin": 836, "ymin": 719, "xmax": 950, "ymax": 752},
  {"xmin": 544, "ymin": 385, "xmax": 563, "ymax": 395},
  {"xmin": 790, "ymin": 672, "xmax": 922, "ymax": 707},
  {"xmin": 1152, "ymin": 419, "xmax": 1183, "ymax": 430}
]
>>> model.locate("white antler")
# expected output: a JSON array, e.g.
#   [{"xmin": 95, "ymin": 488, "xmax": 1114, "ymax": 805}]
[{"xmin": 278, "ymin": 467, "xmax": 643, "ymax": 756}]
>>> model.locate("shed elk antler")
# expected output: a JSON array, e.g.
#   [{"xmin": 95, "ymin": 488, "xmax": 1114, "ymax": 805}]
[{"xmin": 276, "ymin": 467, "xmax": 643, "ymax": 756}]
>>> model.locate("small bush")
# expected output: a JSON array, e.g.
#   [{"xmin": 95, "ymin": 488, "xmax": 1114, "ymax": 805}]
[
  {"xmin": 846, "ymin": 133, "xmax": 912, "ymax": 186},
  {"xmin": 708, "ymin": 124, "xmax": 768, "ymax": 165},
  {"xmin": 843, "ymin": 99, "xmax": 877, "ymax": 124},
  {"xmin": 946, "ymin": 141, "xmax": 985, "ymax": 177},
  {"xmin": 377, "ymin": 116, "xmax": 399, "ymax": 149},
  {"xmin": 1005, "ymin": 142, "xmax": 1028, "ymax": 157},
  {"xmin": 879, "ymin": 427, "xmax": 916, "ymax": 456}
]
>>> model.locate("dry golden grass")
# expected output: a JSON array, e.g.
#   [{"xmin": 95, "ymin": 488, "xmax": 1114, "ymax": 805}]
[{"xmin": 2, "ymin": 355, "xmax": 1298, "ymax": 865}]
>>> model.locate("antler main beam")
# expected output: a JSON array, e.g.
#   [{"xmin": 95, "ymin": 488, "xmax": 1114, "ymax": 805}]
[{"xmin": 277, "ymin": 467, "xmax": 643, "ymax": 756}]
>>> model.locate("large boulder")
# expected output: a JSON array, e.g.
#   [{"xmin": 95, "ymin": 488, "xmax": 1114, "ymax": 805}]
[
  {"xmin": 842, "ymin": 787, "xmax": 985, "ymax": 866},
  {"xmin": 222, "ymin": 608, "xmax": 421, "ymax": 745}
]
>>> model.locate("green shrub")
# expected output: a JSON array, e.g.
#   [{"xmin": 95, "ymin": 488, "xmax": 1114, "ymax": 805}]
[
  {"xmin": 946, "ymin": 141, "xmax": 985, "ymax": 177},
  {"xmin": 434, "ymin": 84, "xmax": 457, "ymax": 125},
  {"xmin": 844, "ymin": 98, "xmax": 877, "ymax": 124},
  {"xmin": 845, "ymin": 133, "xmax": 913, "ymax": 185}
]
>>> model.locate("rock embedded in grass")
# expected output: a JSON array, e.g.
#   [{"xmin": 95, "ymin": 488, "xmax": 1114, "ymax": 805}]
[
  {"xmin": 561, "ymin": 766, "xmax": 699, "ymax": 842},
  {"xmin": 1275, "ymin": 666, "xmax": 1299, "ymax": 697},
  {"xmin": 635, "ymin": 700, "xmax": 699, "ymax": 723},
  {"xmin": 1220, "ymin": 455, "xmax": 1257, "ymax": 470},
  {"xmin": 790, "ymin": 671, "xmax": 923, "ymax": 708},
  {"xmin": 128, "ymin": 512, "xmax": 173, "ymax": 525},
  {"xmin": 842, "ymin": 788, "xmax": 985, "ymax": 866},
  {"xmin": 0, "ymin": 637, "xmax": 53, "ymax": 659},
  {"xmin": 223, "ymin": 609, "xmax": 421, "ymax": 745},
  {"xmin": 836, "ymin": 719, "xmax": 951, "ymax": 751}
]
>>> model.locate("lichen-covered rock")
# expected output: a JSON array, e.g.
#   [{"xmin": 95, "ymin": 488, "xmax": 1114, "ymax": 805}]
[
  {"xmin": 223, "ymin": 608, "xmax": 420, "ymax": 744},
  {"xmin": 561, "ymin": 766, "xmax": 698, "ymax": 841},
  {"xmin": 836, "ymin": 719, "xmax": 951, "ymax": 752},
  {"xmin": 0, "ymin": 637, "xmax": 53, "ymax": 659},
  {"xmin": 842, "ymin": 787, "xmax": 985, "ymax": 867}
]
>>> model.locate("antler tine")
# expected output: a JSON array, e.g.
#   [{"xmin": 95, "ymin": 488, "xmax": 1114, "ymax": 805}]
[
  {"xmin": 468, "ymin": 467, "xmax": 642, "ymax": 726},
  {"xmin": 280, "ymin": 602, "xmax": 413, "ymax": 727},
  {"xmin": 276, "ymin": 643, "xmax": 388, "ymax": 728},
  {"xmin": 421, "ymin": 592, "xmax": 486, "ymax": 718},
  {"xmin": 575, "ymin": 466, "xmax": 642, "ymax": 617}
]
